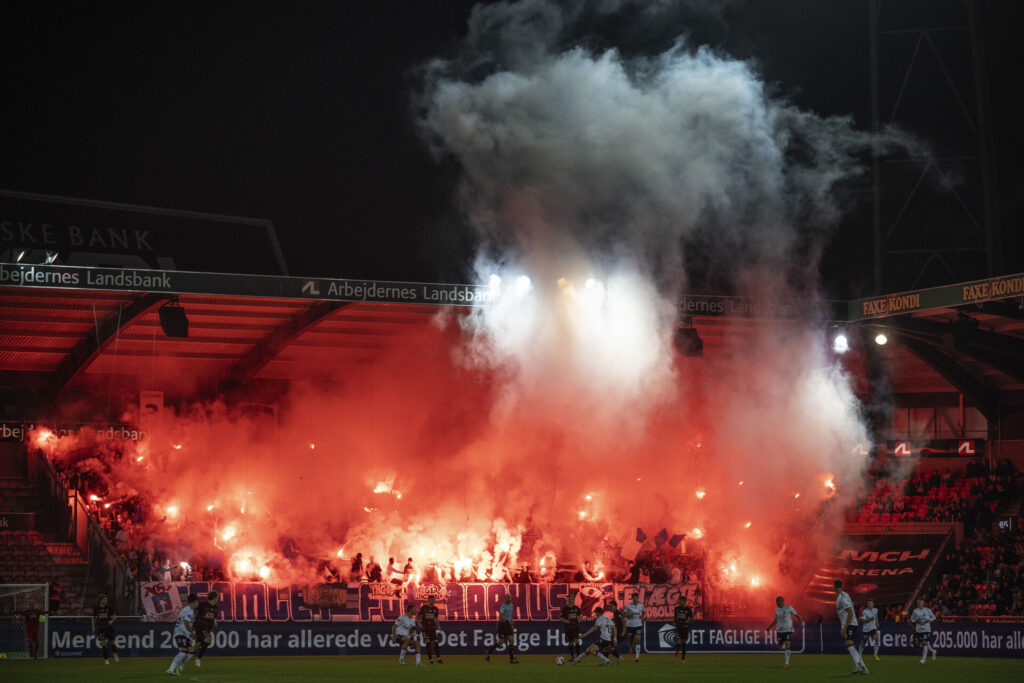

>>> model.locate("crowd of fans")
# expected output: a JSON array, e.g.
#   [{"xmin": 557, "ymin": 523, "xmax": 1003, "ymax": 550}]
[
  {"xmin": 921, "ymin": 523, "xmax": 1024, "ymax": 617},
  {"xmin": 316, "ymin": 549, "xmax": 700, "ymax": 588},
  {"xmin": 854, "ymin": 459, "xmax": 1020, "ymax": 531}
]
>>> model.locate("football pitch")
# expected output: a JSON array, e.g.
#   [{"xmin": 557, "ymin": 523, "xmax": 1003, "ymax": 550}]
[{"xmin": 3, "ymin": 654, "xmax": 1022, "ymax": 681}]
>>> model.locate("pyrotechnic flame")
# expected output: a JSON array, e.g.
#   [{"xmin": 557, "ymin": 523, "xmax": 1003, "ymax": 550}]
[
  {"xmin": 222, "ymin": 525, "xmax": 237, "ymax": 541},
  {"xmin": 173, "ymin": 444, "xmax": 182, "ymax": 450},
  {"xmin": 794, "ymin": 493, "xmax": 801, "ymax": 499},
  {"xmin": 35, "ymin": 429, "xmax": 54, "ymax": 447},
  {"xmin": 136, "ymin": 456, "xmax": 145, "ymax": 462},
  {"xmin": 207, "ymin": 504, "xmax": 215, "ymax": 512},
  {"xmin": 309, "ymin": 443, "xmax": 316, "ymax": 450},
  {"xmin": 744, "ymin": 521, "xmax": 752, "ymax": 528},
  {"xmin": 180, "ymin": 561, "xmax": 190, "ymax": 570},
  {"xmin": 738, "ymin": 481, "xmax": 744, "ymax": 486},
  {"xmin": 584, "ymin": 494, "xmax": 593, "ymax": 501},
  {"xmin": 695, "ymin": 489, "xmax": 706, "ymax": 500},
  {"xmin": 88, "ymin": 494, "xmax": 101, "ymax": 502},
  {"xmin": 750, "ymin": 576, "xmax": 761, "ymax": 587},
  {"xmin": 259, "ymin": 566, "xmax": 270, "ymax": 579},
  {"xmin": 578, "ymin": 510, "xmax": 587, "ymax": 519},
  {"xmin": 166, "ymin": 505, "xmax": 178, "ymax": 517},
  {"xmin": 690, "ymin": 527, "xmax": 704, "ymax": 539},
  {"xmin": 336, "ymin": 548, "xmax": 345, "ymax": 558},
  {"xmin": 103, "ymin": 503, "xmax": 110, "ymax": 509}
]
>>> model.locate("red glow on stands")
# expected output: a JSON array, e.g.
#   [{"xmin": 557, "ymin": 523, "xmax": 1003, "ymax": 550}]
[{"xmin": 22, "ymin": 297, "xmax": 869, "ymax": 595}]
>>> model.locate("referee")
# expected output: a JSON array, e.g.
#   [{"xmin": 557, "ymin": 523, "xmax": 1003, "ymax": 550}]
[{"xmin": 485, "ymin": 594, "xmax": 519, "ymax": 664}]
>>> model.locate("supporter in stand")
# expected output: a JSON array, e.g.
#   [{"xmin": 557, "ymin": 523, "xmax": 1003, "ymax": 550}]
[{"xmin": 350, "ymin": 553, "xmax": 364, "ymax": 582}]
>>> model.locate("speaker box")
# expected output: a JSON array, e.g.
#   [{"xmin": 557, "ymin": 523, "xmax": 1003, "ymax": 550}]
[
  {"xmin": 673, "ymin": 327, "xmax": 703, "ymax": 357},
  {"xmin": 159, "ymin": 303, "xmax": 189, "ymax": 338}
]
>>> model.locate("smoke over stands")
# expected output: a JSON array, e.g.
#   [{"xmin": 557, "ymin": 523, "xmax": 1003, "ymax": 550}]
[{"xmin": 32, "ymin": 1, "xmax": 877, "ymax": 602}]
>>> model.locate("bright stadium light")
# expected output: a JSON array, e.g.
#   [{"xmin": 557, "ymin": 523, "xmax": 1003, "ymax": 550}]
[
  {"xmin": 874, "ymin": 333, "xmax": 888, "ymax": 346},
  {"xmin": 516, "ymin": 274, "xmax": 532, "ymax": 296},
  {"xmin": 832, "ymin": 332, "xmax": 849, "ymax": 353}
]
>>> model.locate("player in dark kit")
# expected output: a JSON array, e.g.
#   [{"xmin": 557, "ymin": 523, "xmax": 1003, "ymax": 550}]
[
  {"xmin": 93, "ymin": 593, "xmax": 119, "ymax": 665},
  {"xmin": 417, "ymin": 595, "xmax": 444, "ymax": 664},
  {"xmin": 193, "ymin": 590, "xmax": 220, "ymax": 668},
  {"xmin": 605, "ymin": 599, "xmax": 626, "ymax": 663},
  {"xmin": 673, "ymin": 594, "xmax": 694, "ymax": 662},
  {"xmin": 15, "ymin": 600, "xmax": 48, "ymax": 660},
  {"xmin": 559, "ymin": 591, "xmax": 582, "ymax": 661}
]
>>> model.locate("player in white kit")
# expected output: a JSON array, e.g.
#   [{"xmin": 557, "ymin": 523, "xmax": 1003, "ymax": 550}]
[
  {"xmin": 621, "ymin": 592, "xmax": 645, "ymax": 662},
  {"xmin": 859, "ymin": 599, "xmax": 880, "ymax": 660},
  {"xmin": 391, "ymin": 604, "xmax": 423, "ymax": 665},
  {"xmin": 908, "ymin": 598, "xmax": 937, "ymax": 663},
  {"xmin": 766, "ymin": 595, "xmax": 801, "ymax": 667},
  {"xmin": 574, "ymin": 606, "xmax": 616, "ymax": 665},
  {"xmin": 166, "ymin": 594, "xmax": 199, "ymax": 676},
  {"xmin": 834, "ymin": 580, "xmax": 869, "ymax": 675}
]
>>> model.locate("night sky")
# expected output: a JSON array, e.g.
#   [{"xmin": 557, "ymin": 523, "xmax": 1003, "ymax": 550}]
[{"xmin": 2, "ymin": 1, "xmax": 1020, "ymax": 295}]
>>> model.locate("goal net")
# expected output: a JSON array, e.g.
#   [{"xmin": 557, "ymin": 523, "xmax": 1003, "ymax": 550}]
[{"xmin": 0, "ymin": 584, "xmax": 49, "ymax": 659}]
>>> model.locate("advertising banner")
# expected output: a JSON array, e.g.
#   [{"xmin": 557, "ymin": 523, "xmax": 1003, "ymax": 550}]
[
  {"xmin": 138, "ymin": 582, "xmax": 699, "ymax": 623},
  {"xmin": 0, "ymin": 262, "xmax": 495, "ymax": 307},
  {"xmin": 47, "ymin": 618, "xmax": 1024, "ymax": 658},
  {"xmin": 0, "ymin": 512, "xmax": 35, "ymax": 530},
  {"xmin": 828, "ymin": 534, "xmax": 950, "ymax": 606},
  {"xmin": 850, "ymin": 272, "xmax": 1024, "ymax": 321},
  {"xmin": 0, "ymin": 189, "xmax": 287, "ymax": 274},
  {"xmin": 887, "ymin": 439, "xmax": 983, "ymax": 458}
]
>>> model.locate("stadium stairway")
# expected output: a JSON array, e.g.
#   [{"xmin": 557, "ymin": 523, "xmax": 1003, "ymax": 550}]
[{"xmin": 0, "ymin": 473, "xmax": 89, "ymax": 614}]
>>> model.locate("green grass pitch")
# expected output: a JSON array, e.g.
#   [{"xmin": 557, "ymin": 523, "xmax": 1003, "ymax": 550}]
[{"xmin": 3, "ymin": 654, "xmax": 1021, "ymax": 681}]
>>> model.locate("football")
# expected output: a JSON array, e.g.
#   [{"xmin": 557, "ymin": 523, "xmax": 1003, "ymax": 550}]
[{"xmin": 555, "ymin": 656, "xmax": 566, "ymax": 665}]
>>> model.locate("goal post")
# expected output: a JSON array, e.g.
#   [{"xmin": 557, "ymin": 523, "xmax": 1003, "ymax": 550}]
[{"xmin": 0, "ymin": 583, "xmax": 49, "ymax": 659}]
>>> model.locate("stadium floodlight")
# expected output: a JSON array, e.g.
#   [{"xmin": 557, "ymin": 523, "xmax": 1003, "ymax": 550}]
[
  {"xmin": 832, "ymin": 332, "xmax": 849, "ymax": 353},
  {"xmin": 874, "ymin": 333, "xmax": 888, "ymax": 346}
]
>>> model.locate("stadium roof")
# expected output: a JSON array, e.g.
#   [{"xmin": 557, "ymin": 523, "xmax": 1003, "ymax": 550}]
[{"xmin": 1, "ymin": 263, "xmax": 1022, "ymax": 411}]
